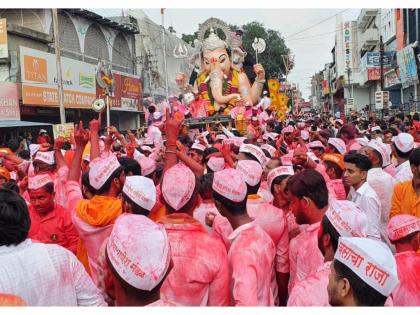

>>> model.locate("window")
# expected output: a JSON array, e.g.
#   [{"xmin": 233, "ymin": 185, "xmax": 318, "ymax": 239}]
[{"xmin": 84, "ymin": 24, "xmax": 109, "ymax": 64}]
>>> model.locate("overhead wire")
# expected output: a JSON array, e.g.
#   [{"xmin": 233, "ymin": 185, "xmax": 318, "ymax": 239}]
[{"xmin": 284, "ymin": 9, "xmax": 350, "ymax": 39}]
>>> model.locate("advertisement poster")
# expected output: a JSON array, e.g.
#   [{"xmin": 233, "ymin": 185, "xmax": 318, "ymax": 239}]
[
  {"xmin": 52, "ymin": 123, "xmax": 75, "ymax": 140},
  {"xmin": 0, "ymin": 82, "xmax": 20, "ymax": 120},
  {"xmin": 0, "ymin": 18, "xmax": 8, "ymax": 59},
  {"xmin": 97, "ymin": 71, "xmax": 143, "ymax": 112},
  {"xmin": 397, "ymin": 46, "xmax": 419, "ymax": 88},
  {"xmin": 20, "ymin": 46, "xmax": 96, "ymax": 108}
]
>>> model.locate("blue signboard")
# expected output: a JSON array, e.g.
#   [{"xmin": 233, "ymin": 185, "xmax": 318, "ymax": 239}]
[{"xmin": 362, "ymin": 51, "xmax": 394, "ymax": 68}]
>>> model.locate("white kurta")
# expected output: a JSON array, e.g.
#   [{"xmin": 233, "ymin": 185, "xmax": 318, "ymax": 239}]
[{"xmin": 0, "ymin": 239, "xmax": 105, "ymax": 306}]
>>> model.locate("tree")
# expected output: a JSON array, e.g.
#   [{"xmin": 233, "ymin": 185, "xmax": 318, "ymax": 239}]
[
  {"xmin": 241, "ymin": 21, "xmax": 293, "ymax": 80},
  {"xmin": 181, "ymin": 32, "xmax": 198, "ymax": 47}
]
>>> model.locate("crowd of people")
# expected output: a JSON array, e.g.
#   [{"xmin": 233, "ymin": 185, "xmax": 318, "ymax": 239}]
[{"xmin": 0, "ymin": 101, "xmax": 419, "ymax": 307}]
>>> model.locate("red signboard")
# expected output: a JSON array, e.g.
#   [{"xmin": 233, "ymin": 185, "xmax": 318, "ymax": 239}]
[
  {"xmin": 367, "ymin": 68, "xmax": 381, "ymax": 81},
  {"xmin": 0, "ymin": 82, "xmax": 20, "ymax": 120},
  {"xmin": 366, "ymin": 67, "xmax": 392, "ymax": 81},
  {"xmin": 97, "ymin": 72, "xmax": 143, "ymax": 111}
]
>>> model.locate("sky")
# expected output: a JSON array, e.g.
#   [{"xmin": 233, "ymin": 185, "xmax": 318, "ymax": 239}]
[{"xmin": 94, "ymin": 8, "xmax": 361, "ymax": 99}]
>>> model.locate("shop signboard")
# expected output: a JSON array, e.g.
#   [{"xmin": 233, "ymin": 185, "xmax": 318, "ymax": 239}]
[
  {"xmin": 20, "ymin": 46, "xmax": 96, "ymax": 108},
  {"xmin": 0, "ymin": 82, "xmax": 20, "ymax": 120},
  {"xmin": 52, "ymin": 123, "xmax": 74, "ymax": 140},
  {"xmin": 0, "ymin": 18, "xmax": 8, "ymax": 59},
  {"xmin": 97, "ymin": 71, "xmax": 143, "ymax": 112},
  {"xmin": 397, "ymin": 46, "xmax": 419, "ymax": 88}
]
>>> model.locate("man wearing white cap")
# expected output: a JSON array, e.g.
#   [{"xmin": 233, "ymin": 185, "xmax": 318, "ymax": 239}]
[
  {"xmin": 158, "ymin": 163, "xmax": 230, "ymax": 306},
  {"xmin": 0, "ymin": 189, "xmax": 105, "ymax": 306},
  {"xmin": 71, "ymin": 152, "xmax": 125, "ymax": 284},
  {"xmin": 391, "ymin": 133, "xmax": 414, "ymax": 183},
  {"xmin": 267, "ymin": 166, "xmax": 299, "ymax": 237},
  {"xmin": 286, "ymin": 170, "xmax": 328, "ymax": 293},
  {"xmin": 287, "ymin": 200, "xmax": 368, "ymax": 306},
  {"xmin": 36, "ymin": 129, "xmax": 51, "ymax": 145},
  {"xmin": 189, "ymin": 91, "xmax": 208, "ymax": 118},
  {"xmin": 236, "ymin": 159, "xmax": 289, "ymax": 305},
  {"xmin": 27, "ymin": 173, "xmax": 79, "ymax": 254},
  {"xmin": 237, "ymin": 143, "xmax": 268, "ymax": 169},
  {"xmin": 188, "ymin": 143, "xmax": 206, "ymax": 164},
  {"xmin": 258, "ymin": 90, "xmax": 271, "ymax": 111},
  {"xmin": 280, "ymin": 126, "xmax": 297, "ymax": 152},
  {"xmin": 327, "ymin": 237, "xmax": 399, "ymax": 306},
  {"xmin": 145, "ymin": 112, "xmax": 163, "ymax": 149},
  {"xmin": 29, "ymin": 149, "xmax": 68, "ymax": 209},
  {"xmin": 247, "ymin": 116, "xmax": 263, "ymax": 141},
  {"xmin": 194, "ymin": 173, "xmax": 221, "ymax": 233},
  {"xmin": 387, "ymin": 215, "xmax": 420, "ymax": 306},
  {"xmin": 361, "ymin": 140, "xmax": 396, "ymax": 244},
  {"xmin": 106, "ymin": 214, "xmax": 175, "ymax": 306},
  {"xmin": 344, "ymin": 153, "xmax": 381, "ymax": 239},
  {"xmin": 326, "ymin": 138, "xmax": 346, "ymax": 156},
  {"xmin": 212, "ymin": 168, "xmax": 276, "ymax": 306},
  {"xmin": 308, "ymin": 141, "xmax": 325, "ymax": 159},
  {"xmin": 121, "ymin": 176, "xmax": 156, "ymax": 216}
]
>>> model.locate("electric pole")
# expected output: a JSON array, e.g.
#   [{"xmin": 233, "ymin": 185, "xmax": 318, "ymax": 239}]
[
  {"xmin": 161, "ymin": 9, "xmax": 169, "ymax": 101},
  {"xmin": 380, "ymin": 35, "xmax": 384, "ymax": 118},
  {"xmin": 52, "ymin": 9, "xmax": 66, "ymax": 124}
]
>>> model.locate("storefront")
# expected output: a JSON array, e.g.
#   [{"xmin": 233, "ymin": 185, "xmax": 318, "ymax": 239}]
[
  {"xmin": 96, "ymin": 71, "xmax": 143, "ymax": 131},
  {"xmin": 0, "ymin": 81, "xmax": 52, "ymax": 142}
]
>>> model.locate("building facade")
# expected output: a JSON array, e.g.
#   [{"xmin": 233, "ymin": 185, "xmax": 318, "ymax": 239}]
[{"xmin": 0, "ymin": 9, "xmax": 142, "ymax": 130}]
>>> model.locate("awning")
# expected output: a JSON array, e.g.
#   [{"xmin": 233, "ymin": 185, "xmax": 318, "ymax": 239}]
[{"xmin": 0, "ymin": 120, "xmax": 53, "ymax": 128}]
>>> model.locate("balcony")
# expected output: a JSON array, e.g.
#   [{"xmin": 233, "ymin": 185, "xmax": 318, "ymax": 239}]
[
  {"xmin": 357, "ymin": 9, "xmax": 380, "ymax": 32},
  {"xmin": 360, "ymin": 28, "xmax": 379, "ymax": 51}
]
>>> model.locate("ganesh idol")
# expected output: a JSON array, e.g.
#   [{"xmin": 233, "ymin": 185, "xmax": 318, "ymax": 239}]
[{"xmin": 176, "ymin": 18, "xmax": 266, "ymax": 116}]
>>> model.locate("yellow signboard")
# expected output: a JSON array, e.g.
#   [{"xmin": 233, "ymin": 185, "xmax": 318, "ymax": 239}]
[
  {"xmin": 0, "ymin": 18, "xmax": 8, "ymax": 58},
  {"xmin": 52, "ymin": 123, "xmax": 75, "ymax": 140}
]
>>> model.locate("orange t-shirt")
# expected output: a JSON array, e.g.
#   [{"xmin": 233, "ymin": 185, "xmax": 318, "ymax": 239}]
[{"xmin": 390, "ymin": 180, "xmax": 420, "ymax": 219}]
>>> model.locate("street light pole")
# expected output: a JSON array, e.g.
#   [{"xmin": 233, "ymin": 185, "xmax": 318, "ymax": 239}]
[
  {"xmin": 380, "ymin": 35, "xmax": 384, "ymax": 118},
  {"xmin": 52, "ymin": 9, "xmax": 66, "ymax": 124},
  {"xmin": 161, "ymin": 9, "xmax": 169, "ymax": 101}
]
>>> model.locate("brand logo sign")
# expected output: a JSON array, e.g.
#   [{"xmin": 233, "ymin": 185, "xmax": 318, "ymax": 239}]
[
  {"xmin": 343, "ymin": 21, "xmax": 352, "ymax": 70},
  {"xmin": 20, "ymin": 46, "xmax": 96, "ymax": 108},
  {"xmin": 79, "ymin": 73, "xmax": 95, "ymax": 88},
  {"xmin": 24, "ymin": 55, "xmax": 48, "ymax": 83}
]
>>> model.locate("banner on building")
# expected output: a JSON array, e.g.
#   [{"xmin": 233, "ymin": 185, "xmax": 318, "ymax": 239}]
[
  {"xmin": 0, "ymin": 82, "xmax": 20, "ymax": 120},
  {"xmin": 97, "ymin": 71, "xmax": 143, "ymax": 112},
  {"xmin": 343, "ymin": 21, "xmax": 352, "ymax": 70},
  {"xmin": 20, "ymin": 46, "xmax": 96, "ymax": 108},
  {"xmin": 52, "ymin": 123, "xmax": 74, "ymax": 140},
  {"xmin": 397, "ymin": 46, "xmax": 419, "ymax": 89},
  {"xmin": 367, "ymin": 68, "xmax": 383, "ymax": 81},
  {"xmin": 0, "ymin": 18, "xmax": 8, "ymax": 59},
  {"xmin": 362, "ymin": 51, "xmax": 394, "ymax": 68},
  {"xmin": 384, "ymin": 70, "xmax": 401, "ymax": 89},
  {"xmin": 322, "ymin": 80, "xmax": 330, "ymax": 95}
]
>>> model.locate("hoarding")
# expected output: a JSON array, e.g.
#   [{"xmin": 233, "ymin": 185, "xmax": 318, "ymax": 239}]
[
  {"xmin": 0, "ymin": 18, "xmax": 8, "ymax": 59},
  {"xmin": 0, "ymin": 82, "xmax": 20, "ymax": 120},
  {"xmin": 20, "ymin": 46, "xmax": 96, "ymax": 108},
  {"xmin": 97, "ymin": 71, "xmax": 143, "ymax": 111},
  {"xmin": 397, "ymin": 46, "xmax": 419, "ymax": 89}
]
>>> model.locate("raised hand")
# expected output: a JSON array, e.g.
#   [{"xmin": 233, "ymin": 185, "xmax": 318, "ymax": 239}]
[
  {"xmin": 165, "ymin": 110, "xmax": 184, "ymax": 143},
  {"xmin": 253, "ymin": 64, "xmax": 265, "ymax": 80},
  {"xmin": 89, "ymin": 112, "xmax": 102, "ymax": 134},
  {"xmin": 74, "ymin": 121, "xmax": 90, "ymax": 149},
  {"xmin": 53, "ymin": 137, "xmax": 65, "ymax": 151}
]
